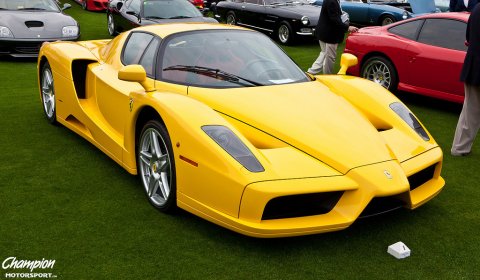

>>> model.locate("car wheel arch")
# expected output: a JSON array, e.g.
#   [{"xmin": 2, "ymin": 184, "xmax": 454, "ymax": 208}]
[
  {"xmin": 378, "ymin": 13, "xmax": 396, "ymax": 26},
  {"xmin": 135, "ymin": 106, "xmax": 164, "ymax": 151}
]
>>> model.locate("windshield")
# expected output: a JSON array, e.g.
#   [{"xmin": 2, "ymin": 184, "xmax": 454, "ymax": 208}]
[
  {"xmin": 143, "ymin": 0, "xmax": 202, "ymax": 19},
  {"xmin": 0, "ymin": 0, "xmax": 59, "ymax": 11},
  {"xmin": 160, "ymin": 30, "xmax": 309, "ymax": 88}
]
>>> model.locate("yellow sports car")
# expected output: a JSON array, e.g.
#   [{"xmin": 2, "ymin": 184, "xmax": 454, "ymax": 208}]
[{"xmin": 38, "ymin": 23, "xmax": 445, "ymax": 238}]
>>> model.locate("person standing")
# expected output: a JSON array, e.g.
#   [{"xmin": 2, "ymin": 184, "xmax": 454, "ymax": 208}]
[
  {"xmin": 450, "ymin": 0, "xmax": 479, "ymax": 12},
  {"xmin": 451, "ymin": 4, "xmax": 480, "ymax": 156},
  {"xmin": 307, "ymin": 0, "xmax": 358, "ymax": 75}
]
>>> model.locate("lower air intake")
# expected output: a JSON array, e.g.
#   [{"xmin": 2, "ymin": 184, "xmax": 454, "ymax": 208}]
[{"xmin": 262, "ymin": 191, "xmax": 343, "ymax": 220}]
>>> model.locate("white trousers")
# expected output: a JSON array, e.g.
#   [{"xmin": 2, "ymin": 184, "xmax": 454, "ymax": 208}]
[
  {"xmin": 451, "ymin": 83, "xmax": 480, "ymax": 155},
  {"xmin": 308, "ymin": 41, "xmax": 338, "ymax": 75}
]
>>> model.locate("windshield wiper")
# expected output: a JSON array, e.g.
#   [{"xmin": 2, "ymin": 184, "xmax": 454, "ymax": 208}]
[
  {"xmin": 145, "ymin": 16, "xmax": 165, "ymax": 20},
  {"xmin": 169, "ymin": 16, "xmax": 192, "ymax": 19},
  {"xmin": 18, "ymin": 7, "xmax": 47, "ymax": 10},
  {"xmin": 163, "ymin": 65, "xmax": 263, "ymax": 86}
]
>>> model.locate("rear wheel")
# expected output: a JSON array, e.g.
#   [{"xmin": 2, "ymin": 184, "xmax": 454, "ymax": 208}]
[
  {"xmin": 40, "ymin": 62, "xmax": 56, "ymax": 124},
  {"xmin": 226, "ymin": 11, "xmax": 236, "ymax": 25},
  {"xmin": 361, "ymin": 56, "xmax": 398, "ymax": 91},
  {"xmin": 137, "ymin": 120, "xmax": 176, "ymax": 212},
  {"xmin": 277, "ymin": 21, "xmax": 294, "ymax": 45},
  {"xmin": 107, "ymin": 13, "xmax": 116, "ymax": 36}
]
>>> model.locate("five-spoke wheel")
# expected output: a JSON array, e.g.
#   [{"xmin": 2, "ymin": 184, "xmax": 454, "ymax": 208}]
[
  {"xmin": 277, "ymin": 21, "xmax": 293, "ymax": 45},
  {"xmin": 107, "ymin": 13, "xmax": 116, "ymax": 36},
  {"xmin": 41, "ymin": 62, "xmax": 56, "ymax": 124},
  {"xmin": 138, "ymin": 120, "xmax": 176, "ymax": 212}
]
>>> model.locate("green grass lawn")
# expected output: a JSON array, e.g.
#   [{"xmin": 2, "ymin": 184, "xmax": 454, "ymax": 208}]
[{"xmin": 0, "ymin": 1, "xmax": 479, "ymax": 279}]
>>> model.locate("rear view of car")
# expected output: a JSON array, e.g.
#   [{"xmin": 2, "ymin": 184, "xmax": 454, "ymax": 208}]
[{"xmin": 0, "ymin": 0, "xmax": 80, "ymax": 58}]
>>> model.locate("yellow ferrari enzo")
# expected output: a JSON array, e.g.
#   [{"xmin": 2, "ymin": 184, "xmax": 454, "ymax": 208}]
[{"xmin": 38, "ymin": 23, "xmax": 444, "ymax": 237}]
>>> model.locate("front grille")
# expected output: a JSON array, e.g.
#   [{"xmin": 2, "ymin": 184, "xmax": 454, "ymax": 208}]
[
  {"xmin": 262, "ymin": 191, "xmax": 343, "ymax": 220},
  {"xmin": 359, "ymin": 197, "xmax": 404, "ymax": 218},
  {"xmin": 25, "ymin": 21, "xmax": 44, "ymax": 28},
  {"xmin": 14, "ymin": 45, "xmax": 41, "ymax": 54},
  {"xmin": 408, "ymin": 164, "xmax": 436, "ymax": 191}
]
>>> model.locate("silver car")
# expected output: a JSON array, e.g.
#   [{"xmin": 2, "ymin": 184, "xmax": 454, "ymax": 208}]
[{"xmin": 0, "ymin": 0, "xmax": 80, "ymax": 57}]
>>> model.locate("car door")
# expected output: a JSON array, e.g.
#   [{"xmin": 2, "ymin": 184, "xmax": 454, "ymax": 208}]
[
  {"xmin": 87, "ymin": 32, "xmax": 162, "ymax": 158},
  {"xmin": 342, "ymin": 0, "xmax": 369, "ymax": 25},
  {"xmin": 239, "ymin": 0, "xmax": 265, "ymax": 29},
  {"xmin": 404, "ymin": 18, "xmax": 467, "ymax": 99}
]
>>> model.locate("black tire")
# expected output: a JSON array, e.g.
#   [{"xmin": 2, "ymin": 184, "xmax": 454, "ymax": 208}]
[
  {"xmin": 107, "ymin": 13, "xmax": 116, "ymax": 36},
  {"xmin": 226, "ymin": 11, "xmax": 236, "ymax": 25},
  {"xmin": 361, "ymin": 56, "xmax": 398, "ymax": 92},
  {"xmin": 277, "ymin": 21, "xmax": 294, "ymax": 45},
  {"xmin": 40, "ymin": 61, "xmax": 57, "ymax": 124},
  {"xmin": 82, "ymin": 0, "xmax": 87, "ymax": 10},
  {"xmin": 137, "ymin": 120, "xmax": 177, "ymax": 213},
  {"xmin": 380, "ymin": 15, "xmax": 395, "ymax": 26}
]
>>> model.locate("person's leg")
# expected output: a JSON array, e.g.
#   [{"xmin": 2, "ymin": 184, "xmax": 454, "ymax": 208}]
[
  {"xmin": 308, "ymin": 41, "xmax": 327, "ymax": 74},
  {"xmin": 451, "ymin": 83, "xmax": 480, "ymax": 155},
  {"xmin": 323, "ymin": 43, "xmax": 338, "ymax": 74}
]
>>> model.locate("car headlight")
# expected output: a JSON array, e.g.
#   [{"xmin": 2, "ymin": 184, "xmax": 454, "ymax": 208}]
[
  {"xmin": 62, "ymin": 26, "xmax": 79, "ymax": 37},
  {"xmin": 301, "ymin": 16, "xmax": 309, "ymax": 26},
  {"xmin": 202, "ymin": 125, "xmax": 264, "ymax": 172},
  {"xmin": 390, "ymin": 102, "xmax": 430, "ymax": 141},
  {"xmin": 0, "ymin": 26, "xmax": 14, "ymax": 38},
  {"xmin": 402, "ymin": 11, "xmax": 408, "ymax": 20}
]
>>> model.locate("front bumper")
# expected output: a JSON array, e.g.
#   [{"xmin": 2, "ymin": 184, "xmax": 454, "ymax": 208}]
[
  {"xmin": 0, "ymin": 37, "xmax": 79, "ymax": 58},
  {"xmin": 181, "ymin": 147, "xmax": 444, "ymax": 238},
  {"xmin": 87, "ymin": 0, "xmax": 109, "ymax": 11}
]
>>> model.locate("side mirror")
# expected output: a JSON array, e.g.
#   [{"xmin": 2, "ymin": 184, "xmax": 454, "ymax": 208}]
[
  {"xmin": 62, "ymin": 3, "xmax": 71, "ymax": 11},
  {"xmin": 116, "ymin": 2, "xmax": 123, "ymax": 10},
  {"xmin": 337, "ymin": 53, "xmax": 358, "ymax": 75},
  {"xmin": 118, "ymin": 65, "xmax": 154, "ymax": 92},
  {"xmin": 126, "ymin": 10, "xmax": 141, "ymax": 22}
]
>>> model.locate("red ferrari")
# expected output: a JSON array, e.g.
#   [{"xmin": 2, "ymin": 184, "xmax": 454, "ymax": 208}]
[
  {"xmin": 74, "ymin": 0, "xmax": 109, "ymax": 11},
  {"xmin": 345, "ymin": 12, "xmax": 469, "ymax": 103}
]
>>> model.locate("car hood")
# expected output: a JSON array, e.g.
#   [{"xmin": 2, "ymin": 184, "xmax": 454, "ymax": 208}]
[
  {"xmin": 0, "ymin": 11, "xmax": 77, "ymax": 39},
  {"xmin": 275, "ymin": 5, "xmax": 321, "ymax": 23},
  {"xmin": 408, "ymin": 0, "xmax": 437, "ymax": 14},
  {"xmin": 141, "ymin": 17, "xmax": 218, "ymax": 25},
  {"xmin": 189, "ymin": 81, "xmax": 393, "ymax": 174}
]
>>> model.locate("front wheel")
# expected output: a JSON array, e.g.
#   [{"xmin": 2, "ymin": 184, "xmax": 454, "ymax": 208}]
[
  {"xmin": 137, "ymin": 120, "xmax": 176, "ymax": 212},
  {"xmin": 277, "ymin": 21, "xmax": 294, "ymax": 45},
  {"xmin": 361, "ymin": 56, "xmax": 398, "ymax": 91},
  {"xmin": 380, "ymin": 15, "xmax": 395, "ymax": 26},
  {"xmin": 107, "ymin": 13, "xmax": 116, "ymax": 36},
  {"xmin": 226, "ymin": 11, "xmax": 236, "ymax": 25},
  {"xmin": 40, "ymin": 62, "xmax": 56, "ymax": 124},
  {"xmin": 82, "ymin": 0, "xmax": 87, "ymax": 10}
]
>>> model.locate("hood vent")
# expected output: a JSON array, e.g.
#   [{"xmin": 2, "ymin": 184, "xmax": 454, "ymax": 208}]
[{"xmin": 25, "ymin": 21, "xmax": 44, "ymax": 28}]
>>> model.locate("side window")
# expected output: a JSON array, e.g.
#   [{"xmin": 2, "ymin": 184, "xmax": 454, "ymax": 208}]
[
  {"xmin": 388, "ymin": 20, "xmax": 423, "ymax": 41},
  {"xmin": 127, "ymin": 0, "xmax": 141, "ymax": 13},
  {"xmin": 139, "ymin": 38, "xmax": 161, "ymax": 77},
  {"xmin": 122, "ymin": 32, "xmax": 154, "ymax": 66},
  {"xmin": 418, "ymin": 19, "xmax": 467, "ymax": 51}
]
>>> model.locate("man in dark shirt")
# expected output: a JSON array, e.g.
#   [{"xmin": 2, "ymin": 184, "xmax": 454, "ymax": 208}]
[
  {"xmin": 307, "ymin": 0, "xmax": 357, "ymax": 75},
  {"xmin": 450, "ymin": 0, "xmax": 478, "ymax": 12},
  {"xmin": 451, "ymin": 4, "xmax": 480, "ymax": 156}
]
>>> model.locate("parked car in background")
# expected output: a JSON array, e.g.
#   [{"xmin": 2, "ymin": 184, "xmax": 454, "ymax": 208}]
[
  {"xmin": 345, "ymin": 12, "xmax": 468, "ymax": 103},
  {"xmin": 312, "ymin": 0, "xmax": 411, "ymax": 26},
  {"xmin": 0, "ymin": 0, "xmax": 79, "ymax": 57},
  {"xmin": 107, "ymin": 0, "xmax": 217, "ymax": 36},
  {"xmin": 214, "ymin": 0, "xmax": 320, "ymax": 45},
  {"xmin": 73, "ymin": 0, "xmax": 109, "ymax": 11},
  {"xmin": 188, "ymin": 0, "xmax": 205, "ymax": 10}
]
